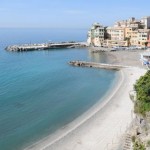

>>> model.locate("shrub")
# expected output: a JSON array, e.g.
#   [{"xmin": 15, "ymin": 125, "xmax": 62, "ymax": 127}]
[
  {"xmin": 147, "ymin": 140, "xmax": 150, "ymax": 147},
  {"xmin": 133, "ymin": 141, "xmax": 146, "ymax": 150},
  {"xmin": 134, "ymin": 71, "xmax": 150, "ymax": 116},
  {"xmin": 132, "ymin": 135, "xmax": 136, "ymax": 142}
]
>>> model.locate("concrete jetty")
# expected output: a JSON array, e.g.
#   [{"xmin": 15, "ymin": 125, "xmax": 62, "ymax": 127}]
[
  {"xmin": 69, "ymin": 61, "xmax": 131, "ymax": 70},
  {"xmin": 5, "ymin": 42, "xmax": 87, "ymax": 51}
]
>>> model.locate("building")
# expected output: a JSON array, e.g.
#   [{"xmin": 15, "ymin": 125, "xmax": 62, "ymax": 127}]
[
  {"xmin": 109, "ymin": 27, "xmax": 125, "ymax": 41},
  {"xmin": 87, "ymin": 16, "xmax": 150, "ymax": 48},
  {"xmin": 114, "ymin": 17, "xmax": 141, "ymax": 29},
  {"xmin": 106, "ymin": 27, "xmax": 125, "ymax": 47},
  {"xmin": 141, "ymin": 16, "xmax": 150, "ymax": 29},
  {"xmin": 148, "ymin": 35, "xmax": 150, "ymax": 47},
  {"xmin": 137, "ymin": 29, "xmax": 150, "ymax": 47},
  {"xmin": 105, "ymin": 17, "xmax": 150, "ymax": 47},
  {"xmin": 125, "ymin": 27, "xmax": 138, "ymax": 46},
  {"xmin": 124, "ymin": 28, "xmax": 150, "ymax": 47},
  {"xmin": 87, "ymin": 23, "xmax": 104, "ymax": 46},
  {"xmin": 105, "ymin": 17, "xmax": 142, "ymax": 47}
]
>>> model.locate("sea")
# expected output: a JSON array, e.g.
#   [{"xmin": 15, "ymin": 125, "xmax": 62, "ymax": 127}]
[{"xmin": 0, "ymin": 28, "xmax": 118, "ymax": 150}]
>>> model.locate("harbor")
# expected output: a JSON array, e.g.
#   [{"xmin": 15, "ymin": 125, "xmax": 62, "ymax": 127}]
[{"xmin": 5, "ymin": 42, "xmax": 87, "ymax": 51}]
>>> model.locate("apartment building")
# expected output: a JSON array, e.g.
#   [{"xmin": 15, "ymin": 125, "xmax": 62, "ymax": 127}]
[
  {"xmin": 124, "ymin": 28, "xmax": 150, "ymax": 47},
  {"xmin": 141, "ymin": 16, "xmax": 150, "ymax": 29},
  {"xmin": 87, "ymin": 23, "xmax": 104, "ymax": 46},
  {"xmin": 106, "ymin": 17, "xmax": 150, "ymax": 47},
  {"xmin": 125, "ymin": 27, "xmax": 138, "ymax": 46},
  {"xmin": 138, "ymin": 29, "xmax": 150, "ymax": 46},
  {"xmin": 109, "ymin": 27, "xmax": 125, "ymax": 41},
  {"xmin": 106, "ymin": 27, "xmax": 126, "ymax": 47},
  {"xmin": 87, "ymin": 16, "xmax": 150, "ymax": 47},
  {"xmin": 114, "ymin": 17, "xmax": 141, "ymax": 29}
]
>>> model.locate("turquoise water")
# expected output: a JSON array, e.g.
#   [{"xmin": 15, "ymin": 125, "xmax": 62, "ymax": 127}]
[{"xmin": 0, "ymin": 28, "xmax": 118, "ymax": 150}]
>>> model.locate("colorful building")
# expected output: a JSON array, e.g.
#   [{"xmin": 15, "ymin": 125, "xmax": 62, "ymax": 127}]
[
  {"xmin": 106, "ymin": 27, "xmax": 126, "ymax": 47},
  {"xmin": 88, "ymin": 16, "xmax": 150, "ymax": 47},
  {"xmin": 114, "ymin": 17, "xmax": 141, "ymax": 29},
  {"xmin": 125, "ymin": 27, "xmax": 138, "ymax": 46},
  {"xmin": 107, "ymin": 27, "xmax": 125, "ymax": 41},
  {"xmin": 137, "ymin": 29, "xmax": 150, "ymax": 47}
]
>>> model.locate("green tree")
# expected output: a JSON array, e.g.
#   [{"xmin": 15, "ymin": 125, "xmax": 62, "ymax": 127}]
[
  {"xmin": 145, "ymin": 42, "xmax": 148, "ymax": 48},
  {"xmin": 125, "ymin": 37, "xmax": 131, "ymax": 47},
  {"xmin": 134, "ymin": 71, "xmax": 150, "ymax": 115},
  {"xmin": 133, "ymin": 141, "xmax": 146, "ymax": 150}
]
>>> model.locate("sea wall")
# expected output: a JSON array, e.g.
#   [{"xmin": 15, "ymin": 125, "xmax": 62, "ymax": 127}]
[{"xmin": 5, "ymin": 42, "xmax": 87, "ymax": 51}]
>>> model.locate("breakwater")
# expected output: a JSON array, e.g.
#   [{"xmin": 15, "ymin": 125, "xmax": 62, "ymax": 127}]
[
  {"xmin": 69, "ymin": 61, "xmax": 130, "ymax": 70},
  {"xmin": 5, "ymin": 42, "xmax": 87, "ymax": 51}
]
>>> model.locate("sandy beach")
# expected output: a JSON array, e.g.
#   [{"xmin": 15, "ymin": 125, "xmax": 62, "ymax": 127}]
[
  {"xmin": 89, "ymin": 49, "xmax": 149, "ymax": 67},
  {"xmin": 25, "ymin": 51, "xmax": 147, "ymax": 150},
  {"xmin": 45, "ymin": 68, "xmax": 145, "ymax": 150}
]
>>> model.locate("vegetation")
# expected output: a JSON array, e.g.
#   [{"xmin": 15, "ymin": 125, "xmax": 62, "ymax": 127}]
[
  {"xmin": 125, "ymin": 37, "xmax": 131, "ymax": 47},
  {"xmin": 104, "ymin": 26, "xmax": 110, "ymax": 40},
  {"xmin": 134, "ymin": 71, "xmax": 150, "ymax": 116},
  {"xmin": 131, "ymin": 135, "xmax": 136, "ymax": 142},
  {"xmin": 133, "ymin": 141, "xmax": 146, "ymax": 150},
  {"xmin": 147, "ymin": 140, "xmax": 150, "ymax": 147},
  {"xmin": 144, "ymin": 42, "xmax": 148, "ymax": 47}
]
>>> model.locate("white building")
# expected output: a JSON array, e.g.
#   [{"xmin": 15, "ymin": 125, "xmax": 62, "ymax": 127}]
[
  {"xmin": 141, "ymin": 16, "xmax": 150, "ymax": 29},
  {"xmin": 87, "ymin": 23, "xmax": 104, "ymax": 46}
]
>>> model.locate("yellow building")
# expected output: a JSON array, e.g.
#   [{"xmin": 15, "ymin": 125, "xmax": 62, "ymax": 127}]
[
  {"xmin": 105, "ymin": 17, "xmax": 149, "ymax": 47},
  {"xmin": 124, "ymin": 28, "xmax": 150, "ymax": 47},
  {"xmin": 106, "ymin": 27, "xmax": 125, "ymax": 47},
  {"xmin": 107, "ymin": 27, "xmax": 125, "ymax": 41},
  {"xmin": 125, "ymin": 27, "xmax": 138, "ymax": 46},
  {"xmin": 88, "ymin": 16, "xmax": 150, "ymax": 47}
]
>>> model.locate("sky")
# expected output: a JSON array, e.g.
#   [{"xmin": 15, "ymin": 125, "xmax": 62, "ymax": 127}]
[{"xmin": 0, "ymin": 0, "xmax": 150, "ymax": 29}]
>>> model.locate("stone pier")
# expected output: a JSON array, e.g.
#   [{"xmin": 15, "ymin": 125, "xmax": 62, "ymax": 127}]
[{"xmin": 69, "ymin": 61, "xmax": 131, "ymax": 70}]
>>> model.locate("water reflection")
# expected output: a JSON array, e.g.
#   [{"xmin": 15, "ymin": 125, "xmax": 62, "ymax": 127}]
[{"xmin": 87, "ymin": 49, "xmax": 110, "ymax": 63}]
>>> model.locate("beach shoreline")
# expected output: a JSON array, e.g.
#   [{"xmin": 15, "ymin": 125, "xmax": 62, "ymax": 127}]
[
  {"xmin": 25, "ymin": 65, "xmax": 146, "ymax": 150},
  {"xmin": 25, "ymin": 69, "xmax": 121, "ymax": 150}
]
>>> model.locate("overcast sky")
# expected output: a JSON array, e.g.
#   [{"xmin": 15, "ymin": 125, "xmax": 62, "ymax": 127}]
[{"xmin": 0, "ymin": 0, "xmax": 149, "ymax": 28}]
